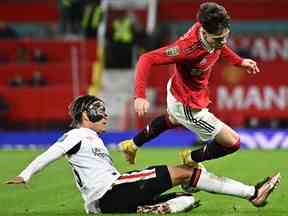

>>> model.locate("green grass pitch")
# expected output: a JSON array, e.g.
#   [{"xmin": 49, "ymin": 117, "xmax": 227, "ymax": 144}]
[{"xmin": 1, "ymin": 149, "xmax": 287, "ymax": 216}]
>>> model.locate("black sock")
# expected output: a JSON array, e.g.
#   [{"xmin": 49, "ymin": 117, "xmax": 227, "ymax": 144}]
[
  {"xmin": 190, "ymin": 139, "xmax": 240, "ymax": 162},
  {"xmin": 133, "ymin": 114, "xmax": 175, "ymax": 147}
]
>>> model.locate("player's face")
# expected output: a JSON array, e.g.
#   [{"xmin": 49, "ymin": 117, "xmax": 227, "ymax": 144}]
[
  {"xmin": 92, "ymin": 116, "xmax": 108, "ymax": 133},
  {"xmin": 205, "ymin": 28, "xmax": 230, "ymax": 49},
  {"xmin": 92, "ymin": 102, "xmax": 108, "ymax": 133}
]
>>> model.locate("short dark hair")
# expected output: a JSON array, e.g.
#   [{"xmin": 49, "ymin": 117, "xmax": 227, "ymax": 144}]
[
  {"xmin": 197, "ymin": 2, "xmax": 230, "ymax": 34},
  {"xmin": 68, "ymin": 95, "xmax": 103, "ymax": 128}
]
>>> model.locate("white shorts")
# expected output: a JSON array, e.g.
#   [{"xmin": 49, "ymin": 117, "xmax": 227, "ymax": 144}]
[{"xmin": 166, "ymin": 80, "xmax": 224, "ymax": 141}]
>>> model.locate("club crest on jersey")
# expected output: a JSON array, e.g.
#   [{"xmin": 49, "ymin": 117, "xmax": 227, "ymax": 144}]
[{"xmin": 165, "ymin": 47, "xmax": 180, "ymax": 56}]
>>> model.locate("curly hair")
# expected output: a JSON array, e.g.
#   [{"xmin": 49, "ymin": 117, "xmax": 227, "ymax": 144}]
[{"xmin": 197, "ymin": 2, "xmax": 230, "ymax": 34}]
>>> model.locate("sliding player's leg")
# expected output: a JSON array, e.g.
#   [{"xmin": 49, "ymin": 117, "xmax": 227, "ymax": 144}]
[
  {"xmin": 99, "ymin": 163, "xmax": 280, "ymax": 214},
  {"xmin": 99, "ymin": 165, "xmax": 198, "ymax": 214},
  {"xmin": 177, "ymin": 165, "xmax": 281, "ymax": 207}
]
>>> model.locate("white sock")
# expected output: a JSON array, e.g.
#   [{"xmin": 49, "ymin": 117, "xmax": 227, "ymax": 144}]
[
  {"xmin": 166, "ymin": 196, "xmax": 196, "ymax": 213},
  {"xmin": 196, "ymin": 171, "xmax": 255, "ymax": 199}
]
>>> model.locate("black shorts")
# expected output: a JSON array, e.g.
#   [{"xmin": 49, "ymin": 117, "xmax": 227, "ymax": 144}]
[{"xmin": 99, "ymin": 165, "xmax": 172, "ymax": 213}]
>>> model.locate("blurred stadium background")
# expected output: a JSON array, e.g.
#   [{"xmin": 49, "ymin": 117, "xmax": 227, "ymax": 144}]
[{"xmin": 0, "ymin": 0, "xmax": 287, "ymax": 149}]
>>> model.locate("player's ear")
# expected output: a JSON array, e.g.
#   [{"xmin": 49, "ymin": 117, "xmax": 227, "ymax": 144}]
[{"xmin": 82, "ymin": 112, "xmax": 90, "ymax": 122}]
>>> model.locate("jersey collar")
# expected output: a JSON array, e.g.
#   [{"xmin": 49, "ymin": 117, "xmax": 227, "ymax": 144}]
[{"xmin": 80, "ymin": 127, "xmax": 99, "ymax": 136}]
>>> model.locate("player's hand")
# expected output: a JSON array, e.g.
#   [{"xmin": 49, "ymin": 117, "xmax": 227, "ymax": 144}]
[
  {"xmin": 5, "ymin": 176, "xmax": 25, "ymax": 185},
  {"xmin": 134, "ymin": 98, "xmax": 150, "ymax": 117},
  {"xmin": 241, "ymin": 59, "xmax": 260, "ymax": 74}
]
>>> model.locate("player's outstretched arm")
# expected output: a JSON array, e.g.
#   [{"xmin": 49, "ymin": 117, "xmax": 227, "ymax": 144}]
[{"xmin": 6, "ymin": 144, "xmax": 65, "ymax": 184}]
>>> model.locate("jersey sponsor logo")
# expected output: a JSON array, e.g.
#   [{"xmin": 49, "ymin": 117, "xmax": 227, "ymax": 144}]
[
  {"xmin": 92, "ymin": 147, "xmax": 112, "ymax": 162},
  {"xmin": 165, "ymin": 47, "xmax": 180, "ymax": 56}
]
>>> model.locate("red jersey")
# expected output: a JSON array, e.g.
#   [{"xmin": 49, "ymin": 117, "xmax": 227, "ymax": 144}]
[{"xmin": 135, "ymin": 22, "xmax": 243, "ymax": 108}]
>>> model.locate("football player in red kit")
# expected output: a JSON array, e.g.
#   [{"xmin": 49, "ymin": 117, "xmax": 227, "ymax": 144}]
[{"xmin": 120, "ymin": 2, "xmax": 259, "ymax": 166}]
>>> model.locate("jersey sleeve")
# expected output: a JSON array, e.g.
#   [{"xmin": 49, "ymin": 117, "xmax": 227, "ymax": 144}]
[
  {"xmin": 53, "ymin": 130, "xmax": 82, "ymax": 153},
  {"xmin": 135, "ymin": 40, "xmax": 198, "ymax": 98},
  {"xmin": 19, "ymin": 131, "xmax": 82, "ymax": 182},
  {"xmin": 221, "ymin": 45, "xmax": 243, "ymax": 66},
  {"xmin": 19, "ymin": 144, "xmax": 66, "ymax": 182}
]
